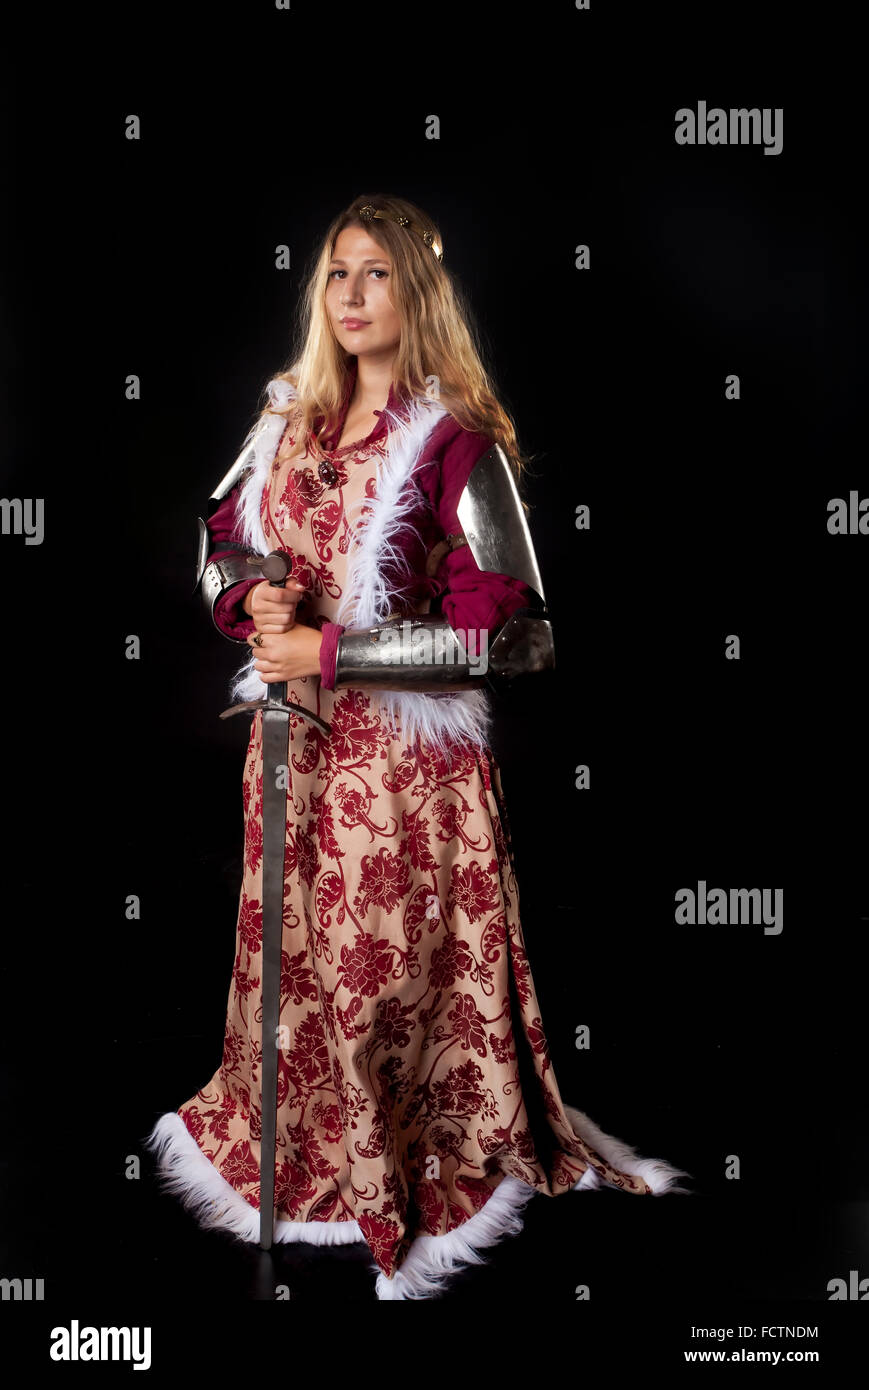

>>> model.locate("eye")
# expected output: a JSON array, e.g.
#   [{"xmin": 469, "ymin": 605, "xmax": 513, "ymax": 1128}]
[{"xmin": 328, "ymin": 268, "xmax": 389, "ymax": 280}]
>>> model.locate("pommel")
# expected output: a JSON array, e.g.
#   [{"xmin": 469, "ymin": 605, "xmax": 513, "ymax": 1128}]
[{"xmin": 246, "ymin": 549, "xmax": 293, "ymax": 585}]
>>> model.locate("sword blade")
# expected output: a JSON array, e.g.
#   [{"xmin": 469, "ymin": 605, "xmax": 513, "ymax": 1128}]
[{"xmin": 259, "ymin": 687, "xmax": 289, "ymax": 1249}]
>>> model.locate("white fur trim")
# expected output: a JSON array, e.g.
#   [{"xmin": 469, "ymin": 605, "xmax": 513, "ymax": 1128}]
[
  {"xmin": 370, "ymin": 1176, "xmax": 537, "ymax": 1300},
  {"xmin": 143, "ymin": 1104, "xmax": 690, "ymax": 1299},
  {"xmin": 228, "ymin": 377, "xmax": 299, "ymax": 705},
  {"xmin": 334, "ymin": 391, "xmax": 493, "ymax": 757},
  {"xmin": 563, "ymin": 1103, "xmax": 694, "ymax": 1196},
  {"xmin": 143, "ymin": 1111, "xmax": 368, "ymax": 1247},
  {"xmin": 227, "ymin": 378, "xmax": 494, "ymax": 756},
  {"xmin": 235, "ymin": 377, "xmax": 297, "ymax": 557},
  {"xmin": 334, "ymin": 393, "xmax": 447, "ymax": 628},
  {"xmin": 372, "ymin": 1106, "xmax": 693, "ymax": 1300}
]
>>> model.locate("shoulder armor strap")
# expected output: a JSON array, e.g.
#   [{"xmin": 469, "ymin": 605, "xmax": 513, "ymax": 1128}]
[{"xmin": 456, "ymin": 443, "xmax": 546, "ymax": 604}]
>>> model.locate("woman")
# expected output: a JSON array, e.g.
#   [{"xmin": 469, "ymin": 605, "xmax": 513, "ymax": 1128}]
[{"xmin": 145, "ymin": 194, "xmax": 691, "ymax": 1300}]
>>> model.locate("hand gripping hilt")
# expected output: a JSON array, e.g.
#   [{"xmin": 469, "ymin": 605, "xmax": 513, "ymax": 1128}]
[{"xmin": 217, "ymin": 549, "xmax": 333, "ymax": 737}]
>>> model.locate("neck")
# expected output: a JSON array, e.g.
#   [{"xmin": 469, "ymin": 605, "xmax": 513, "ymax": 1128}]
[{"xmin": 352, "ymin": 351, "xmax": 397, "ymax": 408}]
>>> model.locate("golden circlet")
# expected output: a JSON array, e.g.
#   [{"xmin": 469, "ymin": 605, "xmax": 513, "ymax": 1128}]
[{"xmin": 358, "ymin": 205, "xmax": 444, "ymax": 263}]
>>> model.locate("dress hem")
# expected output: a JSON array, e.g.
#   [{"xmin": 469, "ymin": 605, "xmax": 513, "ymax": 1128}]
[
  {"xmin": 143, "ymin": 1112, "xmax": 368, "ymax": 1248},
  {"xmin": 143, "ymin": 1104, "xmax": 692, "ymax": 1299},
  {"xmin": 562, "ymin": 1103, "xmax": 694, "ymax": 1198}
]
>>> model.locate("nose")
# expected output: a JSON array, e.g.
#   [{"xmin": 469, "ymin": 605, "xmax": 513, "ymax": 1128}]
[{"xmin": 338, "ymin": 270, "xmax": 365, "ymax": 306}]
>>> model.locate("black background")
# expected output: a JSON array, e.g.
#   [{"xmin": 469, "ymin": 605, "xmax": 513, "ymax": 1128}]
[{"xmin": 2, "ymin": 0, "xmax": 866, "ymax": 1368}]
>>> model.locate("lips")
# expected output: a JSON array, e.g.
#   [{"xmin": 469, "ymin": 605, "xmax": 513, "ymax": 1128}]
[{"xmin": 341, "ymin": 319, "xmax": 370, "ymax": 329}]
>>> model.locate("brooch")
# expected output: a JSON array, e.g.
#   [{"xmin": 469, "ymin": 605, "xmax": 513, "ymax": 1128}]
[{"xmin": 318, "ymin": 459, "xmax": 339, "ymax": 488}]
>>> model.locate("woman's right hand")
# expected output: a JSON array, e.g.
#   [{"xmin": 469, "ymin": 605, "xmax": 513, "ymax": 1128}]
[{"xmin": 243, "ymin": 578, "xmax": 308, "ymax": 634}]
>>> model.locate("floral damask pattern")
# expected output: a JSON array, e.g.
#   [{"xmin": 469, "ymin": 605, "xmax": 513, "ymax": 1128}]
[{"xmin": 177, "ymin": 419, "xmax": 654, "ymax": 1280}]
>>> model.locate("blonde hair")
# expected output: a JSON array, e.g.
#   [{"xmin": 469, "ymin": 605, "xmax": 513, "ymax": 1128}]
[{"xmin": 244, "ymin": 193, "xmax": 537, "ymax": 482}]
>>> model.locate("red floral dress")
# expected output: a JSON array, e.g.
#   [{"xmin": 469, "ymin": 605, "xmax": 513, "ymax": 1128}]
[{"xmin": 174, "ymin": 415, "xmax": 661, "ymax": 1282}]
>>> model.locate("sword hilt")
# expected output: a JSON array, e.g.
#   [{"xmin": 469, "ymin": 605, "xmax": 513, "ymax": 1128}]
[
  {"xmin": 247, "ymin": 549, "xmax": 293, "ymax": 703},
  {"xmin": 220, "ymin": 547, "xmax": 333, "ymax": 735},
  {"xmin": 246, "ymin": 548, "xmax": 293, "ymax": 589}
]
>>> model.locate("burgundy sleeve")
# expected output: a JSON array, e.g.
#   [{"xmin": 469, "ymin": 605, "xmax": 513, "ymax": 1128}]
[
  {"xmin": 434, "ymin": 428, "xmax": 535, "ymax": 659},
  {"xmin": 318, "ymin": 620, "xmax": 345, "ymax": 690},
  {"xmin": 204, "ymin": 487, "xmax": 259, "ymax": 641}
]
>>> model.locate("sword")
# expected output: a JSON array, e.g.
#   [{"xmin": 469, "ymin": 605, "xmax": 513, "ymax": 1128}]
[{"xmin": 218, "ymin": 548, "xmax": 332, "ymax": 1248}]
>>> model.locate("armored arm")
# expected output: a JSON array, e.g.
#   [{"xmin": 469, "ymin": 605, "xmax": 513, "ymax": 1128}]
[
  {"xmin": 332, "ymin": 609, "xmax": 553, "ymax": 693},
  {"xmin": 330, "ymin": 442, "xmax": 554, "ymax": 693},
  {"xmin": 194, "ymin": 438, "xmax": 261, "ymax": 644}
]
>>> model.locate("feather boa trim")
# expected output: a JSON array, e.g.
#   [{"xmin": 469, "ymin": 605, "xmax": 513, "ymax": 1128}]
[{"xmin": 227, "ymin": 377, "xmax": 493, "ymax": 758}]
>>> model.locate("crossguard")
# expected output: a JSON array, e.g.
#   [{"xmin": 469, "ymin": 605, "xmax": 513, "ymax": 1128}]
[{"xmin": 220, "ymin": 697, "xmax": 332, "ymax": 736}]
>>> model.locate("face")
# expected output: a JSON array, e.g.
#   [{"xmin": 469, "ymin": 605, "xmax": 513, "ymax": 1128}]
[{"xmin": 326, "ymin": 225, "xmax": 401, "ymax": 360}]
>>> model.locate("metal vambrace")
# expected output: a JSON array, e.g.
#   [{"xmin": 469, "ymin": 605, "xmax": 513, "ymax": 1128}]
[
  {"xmin": 333, "ymin": 610, "xmax": 554, "ymax": 692},
  {"xmin": 195, "ymin": 516, "xmax": 257, "ymax": 644}
]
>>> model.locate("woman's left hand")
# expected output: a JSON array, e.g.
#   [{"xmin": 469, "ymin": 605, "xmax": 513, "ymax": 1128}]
[{"xmin": 247, "ymin": 623, "xmax": 324, "ymax": 682}]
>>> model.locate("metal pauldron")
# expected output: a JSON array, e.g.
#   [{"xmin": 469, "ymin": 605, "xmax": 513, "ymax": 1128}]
[
  {"xmin": 455, "ymin": 442, "xmax": 547, "ymax": 604},
  {"xmin": 333, "ymin": 611, "xmax": 554, "ymax": 691}
]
